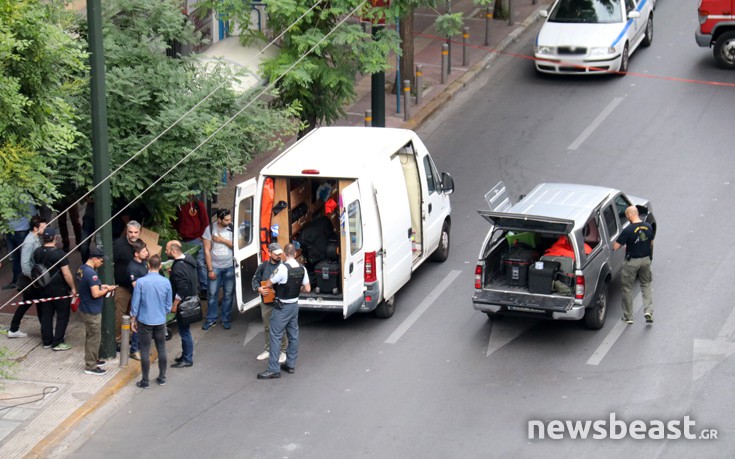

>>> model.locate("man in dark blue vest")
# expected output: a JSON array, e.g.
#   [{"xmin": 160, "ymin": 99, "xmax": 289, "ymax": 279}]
[{"xmin": 257, "ymin": 243, "xmax": 310, "ymax": 379}]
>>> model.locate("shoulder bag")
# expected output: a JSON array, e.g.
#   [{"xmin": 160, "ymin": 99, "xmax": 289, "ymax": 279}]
[{"xmin": 177, "ymin": 296, "xmax": 203, "ymax": 325}]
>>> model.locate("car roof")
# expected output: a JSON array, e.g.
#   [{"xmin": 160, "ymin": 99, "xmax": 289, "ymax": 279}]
[
  {"xmin": 262, "ymin": 127, "xmax": 415, "ymax": 178},
  {"xmin": 510, "ymin": 183, "xmax": 617, "ymax": 225}
]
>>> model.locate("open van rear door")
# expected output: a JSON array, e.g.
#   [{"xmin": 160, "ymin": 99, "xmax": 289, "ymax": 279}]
[
  {"xmin": 340, "ymin": 180, "xmax": 365, "ymax": 318},
  {"xmin": 374, "ymin": 156, "xmax": 413, "ymax": 300},
  {"xmin": 234, "ymin": 178, "xmax": 261, "ymax": 313}
]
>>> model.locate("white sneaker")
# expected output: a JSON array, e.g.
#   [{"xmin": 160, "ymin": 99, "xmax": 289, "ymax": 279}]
[
  {"xmin": 256, "ymin": 350, "xmax": 270, "ymax": 361},
  {"xmin": 7, "ymin": 330, "xmax": 28, "ymax": 338},
  {"xmin": 279, "ymin": 352, "xmax": 287, "ymax": 364}
]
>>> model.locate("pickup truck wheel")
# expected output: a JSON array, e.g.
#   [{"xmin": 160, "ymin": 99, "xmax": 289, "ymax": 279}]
[
  {"xmin": 641, "ymin": 15, "xmax": 653, "ymax": 47},
  {"xmin": 485, "ymin": 313, "xmax": 503, "ymax": 321},
  {"xmin": 584, "ymin": 282, "xmax": 608, "ymax": 330},
  {"xmin": 714, "ymin": 31, "xmax": 735, "ymax": 69},
  {"xmin": 430, "ymin": 221, "xmax": 451, "ymax": 262},
  {"xmin": 374, "ymin": 296, "xmax": 395, "ymax": 318}
]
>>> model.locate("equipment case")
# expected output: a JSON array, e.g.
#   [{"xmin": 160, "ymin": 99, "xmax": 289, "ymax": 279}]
[
  {"xmin": 528, "ymin": 260, "xmax": 560, "ymax": 294},
  {"xmin": 314, "ymin": 259, "xmax": 340, "ymax": 294},
  {"xmin": 502, "ymin": 246, "xmax": 538, "ymax": 286}
]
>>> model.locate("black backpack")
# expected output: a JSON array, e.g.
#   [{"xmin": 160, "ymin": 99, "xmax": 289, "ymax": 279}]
[{"xmin": 31, "ymin": 249, "xmax": 58, "ymax": 289}]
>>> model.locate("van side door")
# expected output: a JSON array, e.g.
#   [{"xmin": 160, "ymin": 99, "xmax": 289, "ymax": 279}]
[
  {"xmin": 340, "ymin": 180, "xmax": 366, "ymax": 318},
  {"xmin": 601, "ymin": 203, "xmax": 625, "ymax": 277},
  {"xmin": 420, "ymin": 154, "xmax": 447, "ymax": 256},
  {"xmin": 233, "ymin": 178, "xmax": 262, "ymax": 312}
]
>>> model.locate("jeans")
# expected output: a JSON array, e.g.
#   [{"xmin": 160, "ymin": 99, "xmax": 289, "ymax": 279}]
[
  {"xmin": 81, "ymin": 312, "xmax": 102, "ymax": 370},
  {"xmin": 206, "ymin": 266, "xmax": 235, "ymax": 324},
  {"xmin": 261, "ymin": 301, "xmax": 287, "ymax": 352},
  {"xmin": 177, "ymin": 319, "xmax": 193, "ymax": 363},
  {"xmin": 40, "ymin": 297, "xmax": 71, "ymax": 347},
  {"xmin": 7, "ymin": 230, "xmax": 29, "ymax": 284},
  {"xmin": 139, "ymin": 322, "xmax": 167, "ymax": 383},
  {"xmin": 130, "ymin": 331, "xmax": 139, "ymax": 353},
  {"xmin": 267, "ymin": 301, "xmax": 299, "ymax": 373},
  {"xmin": 114, "ymin": 287, "xmax": 132, "ymax": 342},
  {"xmin": 184, "ymin": 238, "xmax": 208, "ymax": 295},
  {"xmin": 10, "ymin": 285, "xmax": 39, "ymax": 332}
]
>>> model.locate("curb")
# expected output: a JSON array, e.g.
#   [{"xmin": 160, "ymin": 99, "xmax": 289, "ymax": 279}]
[
  {"xmin": 24, "ymin": 361, "xmax": 140, "ymax": 459},
  {"xmin": 402, "ymin": 8, "xmax": 544, "ymax": 131}
]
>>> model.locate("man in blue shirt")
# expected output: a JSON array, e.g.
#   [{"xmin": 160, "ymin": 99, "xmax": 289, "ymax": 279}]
[
  {"xmin": 131, "ymin": 254, "xmax": 172, "ymax": 389},
  {"xmin": 77, "ymin": 249, "xmax": 116, "ymax": 376}
]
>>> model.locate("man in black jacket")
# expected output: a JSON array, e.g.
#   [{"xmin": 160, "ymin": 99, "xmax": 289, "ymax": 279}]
[
  {"xmin": 165, "ymin": 240, "xmax": 198, "ymax": 368},
  {"xmin": 113, "ymin": 220, "xmax": 140, "ymax": 346},
  {"xmin": 251, "ymin": 243, "xmax": 287, "ymax": 362}
]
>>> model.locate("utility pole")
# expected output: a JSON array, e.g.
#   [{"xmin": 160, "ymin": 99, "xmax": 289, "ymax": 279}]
[
  {"xmin": 370, "ymin": 0, "xmax": 388, "ymax": 127},
  {"xmin": 87, "ymin": 0, "xmax": 115, "ymax": 359}
]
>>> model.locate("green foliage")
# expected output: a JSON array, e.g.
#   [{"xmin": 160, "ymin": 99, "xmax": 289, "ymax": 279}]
[
  {"xmin": 0, "ymin": 0, "xmax": 87, "ymax": 232},
  {"xmin": 0, "ymin": 344, "xmax": 17, "ymax": 379},
  {"xmin": 435, "ymin": 12, "xmax": 464, "ymax": 38},
  {"xmin": 70, "ymin": 0, "xmax": 299, "ymax": 226},
  {"xmin": 258, "ymin": 0, "xmax": 400, "ymax": 132}
]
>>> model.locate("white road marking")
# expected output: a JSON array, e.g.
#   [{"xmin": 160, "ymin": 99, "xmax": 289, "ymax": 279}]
[
  {"xmin": 385, "ymin": 270, "xmax": 462, "ymax": 344},
  {"xmin": 586, "ymin": 293, "xmax": 641, "ymax": 365},
  {"xmin": 567, "ymin": 97, "xmax": 624, "ymax": 151},
  {"xmin": 692, "ymin": 303, "xmax": 735, "ymax": 380},
  {"xmin": 486, "ymin": 319, "xmax": 539, "ymax": 357}
]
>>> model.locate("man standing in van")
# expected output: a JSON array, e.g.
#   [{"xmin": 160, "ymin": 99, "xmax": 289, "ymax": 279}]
[
  {"xmin": 613, "ymin": 206, "xmax": 655, "ymax": 325},
  {"xmin": 251, "ymin": 243, "xmax": 287, "ymax": 364},
  {"xmin": 257, "ymin": 243, "xmax": 310, "ymax": 379}
]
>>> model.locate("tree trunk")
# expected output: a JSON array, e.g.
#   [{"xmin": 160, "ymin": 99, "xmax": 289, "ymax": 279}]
[
  {"xmin": 399, "ymin": 9, "xmax": 415, "ymax": 91},
  {"xmin": 493, "ymin": 0, "xmax": 508, "ymax": 20}
]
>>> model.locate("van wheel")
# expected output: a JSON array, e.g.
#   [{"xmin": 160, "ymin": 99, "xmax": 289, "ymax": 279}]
[
  {"xmin": 714, "ymin": 31, "xmax": 735, "ymax": 69},
  {"xmin": 430, "ymin": 221, "xmax": 450, "ymax": 262},
  {"xmin": 584, "ymin": 282, "xmax": 608, "ymax": 330},
  {"xmin": 616, "ymin": 44, "xmax": 629, "ymax": 76},
  {"xmin": 374, "ymin": 296, "xmax": 395, "ymax": 318}
]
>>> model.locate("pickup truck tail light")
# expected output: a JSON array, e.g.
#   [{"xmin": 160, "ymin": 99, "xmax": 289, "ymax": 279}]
[
  {"xmin": 575, "ymin": 274, "xmax": 585, "ymax": 300},
  {"xmin": 698, "ymin": 11, "xmax": 708, "ymax": 25},
  {"xmin": 364, "ymin": 251, "xmax": 377, "ymax": 283},
  {"xmin": 474, "ymin": 264, "xmax": 483, "ymax": 290}
]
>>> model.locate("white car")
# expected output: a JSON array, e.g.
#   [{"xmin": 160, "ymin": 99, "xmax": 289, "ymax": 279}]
[{"xmin": 534, "ymin": 0, "xmax": 654, "ymax": 75}]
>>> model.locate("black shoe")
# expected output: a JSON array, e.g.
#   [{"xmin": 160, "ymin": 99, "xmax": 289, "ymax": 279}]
[
  {"xmin": 136, "ymin": 380, "xmax": 150, "ymax": 389},
  {"xmin": 280, "ymin": 364, "xmax": 295, "ymax": 374},
  {"xmin": 1, "ymin": 283, "xmax": 16, "ymax": 290},
  {"xmin": 171, "ymin": 360, "xmax": 193, "ymax": 368},
  {"xmin": 174, "ymin": 356, "xmax": 183, "ymax": 363},
  {"xmin": 257, "ymin": 370, "xmax": 281, "ymax": 379},
  {"xmin": 156, "ymin": 377, "xmax": 166, "ymax": 386}
]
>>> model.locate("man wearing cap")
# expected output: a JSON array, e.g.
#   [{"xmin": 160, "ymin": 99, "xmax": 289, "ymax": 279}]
[
  {"xmin": 251, "ymin": 242, "xmax": 287, "ymax": 363},
  {"xmin": 33, "ymin": 228, "xmax": 77, "ymax": 350},
  {"xmin": 77, "ymin": 249, "xmax": 117, "ymax": 375}
]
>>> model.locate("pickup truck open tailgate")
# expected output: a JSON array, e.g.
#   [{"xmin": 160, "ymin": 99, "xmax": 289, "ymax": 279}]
[{"xmin": 473, "ymin": 289, "xmax": 574, "ymax": 313}]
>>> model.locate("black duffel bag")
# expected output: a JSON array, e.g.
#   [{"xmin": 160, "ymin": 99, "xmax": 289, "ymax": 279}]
[{"xmin": 177, "ymin": 296, "xmax": 203, "ymax": 325}]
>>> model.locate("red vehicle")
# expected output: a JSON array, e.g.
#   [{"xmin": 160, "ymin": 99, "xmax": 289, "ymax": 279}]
[{"xmin": 696, "ymin": 0, "xmax": 735, "ymax": 68}]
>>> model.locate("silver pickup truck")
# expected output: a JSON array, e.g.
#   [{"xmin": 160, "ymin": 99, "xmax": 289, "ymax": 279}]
[{"xmin": 472, "ymin": 182, "xmax": 656, "ymax": 330}]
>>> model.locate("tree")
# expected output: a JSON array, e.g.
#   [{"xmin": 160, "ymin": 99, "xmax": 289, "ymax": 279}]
[
  {"xmin": 69, "ymin": 0, "xmax": 300, "ymax": 230},
  {"xmin": 0, "ymin": 0, "xmax": 87, "ymax": 232},
  {"xmin": 258, "ymin": 0, "xmax": 400, "ymax": 134}
]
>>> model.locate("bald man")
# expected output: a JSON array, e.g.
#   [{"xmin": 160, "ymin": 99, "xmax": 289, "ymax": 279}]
[{"xmin": 613, "ymin": 206, "xmax": 655, "ymax": 325}]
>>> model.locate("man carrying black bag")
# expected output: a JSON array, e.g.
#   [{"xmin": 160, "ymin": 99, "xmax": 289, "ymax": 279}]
[{"xmin": 165, "ymin": 240, "xmax": 198, "ymax": 368}]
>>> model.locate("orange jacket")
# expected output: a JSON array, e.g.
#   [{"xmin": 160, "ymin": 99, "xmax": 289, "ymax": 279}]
[{"xmin": 544, "ymin": 236, "xmax": 591, "ymax": 260}]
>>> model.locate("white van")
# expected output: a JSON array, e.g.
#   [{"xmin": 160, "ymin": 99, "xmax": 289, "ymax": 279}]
[{"xmin": 233, "ymin": 127, "xmax": 454, "ymax": 319}]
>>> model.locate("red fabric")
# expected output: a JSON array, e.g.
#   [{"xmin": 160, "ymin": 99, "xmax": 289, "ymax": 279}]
[
  {"xmin": 324, "ymin": 198, "xmax": 337, "ymax": 215},
  {"xmin": 544, "ymin": 236, "xmax": 592, "ymax": 259},
  {"xmin": 174, "ymin": 199, "xmax": 209, "ymax": 240},
  {"xmin": 260, "ymin": 178, "xmax": 274, "ymax": 260}
]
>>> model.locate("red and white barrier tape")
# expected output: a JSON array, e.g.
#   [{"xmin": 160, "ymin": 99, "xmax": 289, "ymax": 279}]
[{"xmin": 9, "ymin": 290, "xmax": 115, "ymax": 306}]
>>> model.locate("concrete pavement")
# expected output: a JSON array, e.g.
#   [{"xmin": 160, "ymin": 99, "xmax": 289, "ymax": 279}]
[{"xmin": 0, "ymin": 2, "xmax": 549, "ymax": 457}]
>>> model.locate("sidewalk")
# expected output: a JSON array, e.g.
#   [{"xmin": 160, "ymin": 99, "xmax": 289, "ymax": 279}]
[{"xmin": 0, "ymin": 2, "xmax": 549, "ymax": 457}]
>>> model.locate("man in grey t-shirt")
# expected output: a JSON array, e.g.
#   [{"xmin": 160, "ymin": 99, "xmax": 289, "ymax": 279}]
[{"xmin": 202, "ymin": 209, "xmax": 235, "ymax": 330}]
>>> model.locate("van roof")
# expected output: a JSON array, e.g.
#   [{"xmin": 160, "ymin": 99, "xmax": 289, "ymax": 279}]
[
  {"xmin": 262, "ymin": 127, "xmax": 416, "ymax": 178},
  {"xmin": 510, "ymin": 183, "xmax": 616, "ymax": 223}
]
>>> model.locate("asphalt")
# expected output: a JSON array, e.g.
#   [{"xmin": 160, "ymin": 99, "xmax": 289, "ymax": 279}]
[{"xmin": 0, "ymin": 2, "xmax": 549, "ymax": 457}]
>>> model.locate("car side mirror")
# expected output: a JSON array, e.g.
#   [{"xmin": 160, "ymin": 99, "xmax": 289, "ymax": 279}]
[
  {"xmin": 441, "ymin": 172, "xmax": 454, "ymax": 195},
  {"xmin": 627, "ymin": 11, "xmax": 641, "ymax": 19},
  {"xmin": 540, "ymin": 10, "xmax": 548, "ymax": 18}
]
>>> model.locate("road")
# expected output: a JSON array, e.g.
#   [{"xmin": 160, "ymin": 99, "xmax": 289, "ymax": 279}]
[{"xmin": 71, "ymin": 3, "xmax": 734, "ymax": 458}]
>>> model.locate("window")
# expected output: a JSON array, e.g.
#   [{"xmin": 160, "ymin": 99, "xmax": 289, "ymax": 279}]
[
  {"xmin": 583, "ymin": 217, "xmax": 601, "ymax": 248},
  {"xmin": 549, "ymin": 0, "xmax": 624, "ymax": 24},
  {"xmin": 602, "ymin": 205, "xmax": 618, "ymax": 239},
  {"xmin": 348, "ymin": 200, "xmax": 363, "ymax": 255},
  {"xmin": 423, "ymin": 156, "xmax": 438, "ymax": 194},
  {"xmin": 624, "ymin": 0, "xmax": 636, "ymax": 14},
  {"xmin": 237, "ymin": 196, "xmax": 254, "ymax": 249},
  {"xmin": 614, "ymin": 194, "xmax": 631, "ymax": 227}
]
